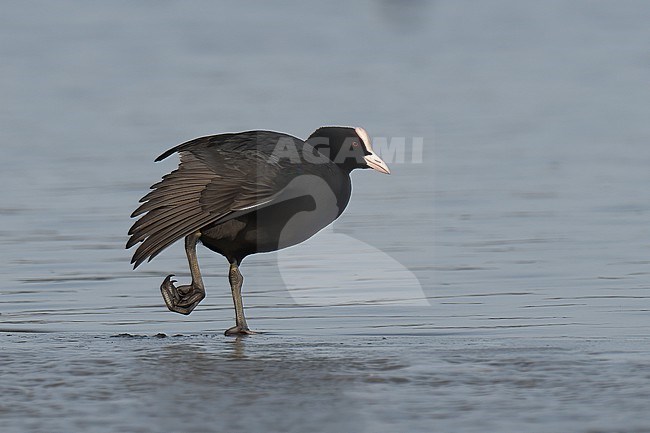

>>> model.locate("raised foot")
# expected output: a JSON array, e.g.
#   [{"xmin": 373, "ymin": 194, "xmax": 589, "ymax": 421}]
[
  {"xmin": 160, "ymin": 274, "xmax": 205, "ymax": 315},
  {"xmin": 224, "ymin": 325, "xmax": 257, "ymax": 336}
]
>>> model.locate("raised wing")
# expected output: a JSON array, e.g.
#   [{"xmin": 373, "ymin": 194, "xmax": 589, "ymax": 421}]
[{"xmin": 126, "ymin": 132, "xmax": 301, "ymax": 268}]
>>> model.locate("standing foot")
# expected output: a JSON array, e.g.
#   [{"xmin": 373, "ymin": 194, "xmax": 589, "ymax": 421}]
[
  {"xmin": 224, "ymin": 325, "xmax": 257, "ymax": 336},
  {"xmin": 160, "ymin": 274, "xmax": 205, "ymax": 315}
]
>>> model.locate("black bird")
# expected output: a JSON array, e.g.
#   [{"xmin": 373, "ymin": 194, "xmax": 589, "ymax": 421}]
[{"xmin": 126, "ymin": 126, "xmax": 390, "ymax": 335}]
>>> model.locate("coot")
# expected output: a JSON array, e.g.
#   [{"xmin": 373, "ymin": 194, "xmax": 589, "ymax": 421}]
[{"xmin": 126, "ymin": 126, "xmax": 390, "ymax": 335}]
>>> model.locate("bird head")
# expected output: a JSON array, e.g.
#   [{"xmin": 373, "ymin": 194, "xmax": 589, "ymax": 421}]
[{"xmin": 307, "ymin": 126, "xmax": 391, "ymax": 174}]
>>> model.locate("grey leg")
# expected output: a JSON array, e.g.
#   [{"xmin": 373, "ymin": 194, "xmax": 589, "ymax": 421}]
[
  {"xmin": 160, "ymin": 231, "xmax": 206, "ymax": 315},
  {"xmin": 224, "ymin": 261, "xmax": 255, "ymax": 335}
]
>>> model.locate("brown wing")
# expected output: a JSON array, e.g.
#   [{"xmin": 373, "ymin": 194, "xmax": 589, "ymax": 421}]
[{"xmin": 126, "ymin": 147, "xmax": 287, "ymax": 268}]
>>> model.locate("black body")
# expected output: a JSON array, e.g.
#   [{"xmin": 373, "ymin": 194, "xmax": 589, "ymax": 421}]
[{"xmin": 127, "ymin": 129, "xmax": 371, "ymax": 267}]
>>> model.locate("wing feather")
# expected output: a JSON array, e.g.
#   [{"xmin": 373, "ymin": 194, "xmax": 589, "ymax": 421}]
[{"xmin": 126, "ymin": 132, "xmax": 303, "ymax": 268}]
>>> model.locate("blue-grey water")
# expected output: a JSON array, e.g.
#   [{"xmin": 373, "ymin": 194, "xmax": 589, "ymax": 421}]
[{"xmin": 1, "ymin": 1, "xmax": 650, "ymax": 432}]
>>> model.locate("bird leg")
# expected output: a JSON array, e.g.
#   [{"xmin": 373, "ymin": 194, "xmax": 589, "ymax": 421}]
[
  {"xmin": 224, "ymin": 261, "xmax": 255, "ymax": 336},
  {"xmin": 160, "ymin": 231, "xmax": 205, "ymax": 315}
]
